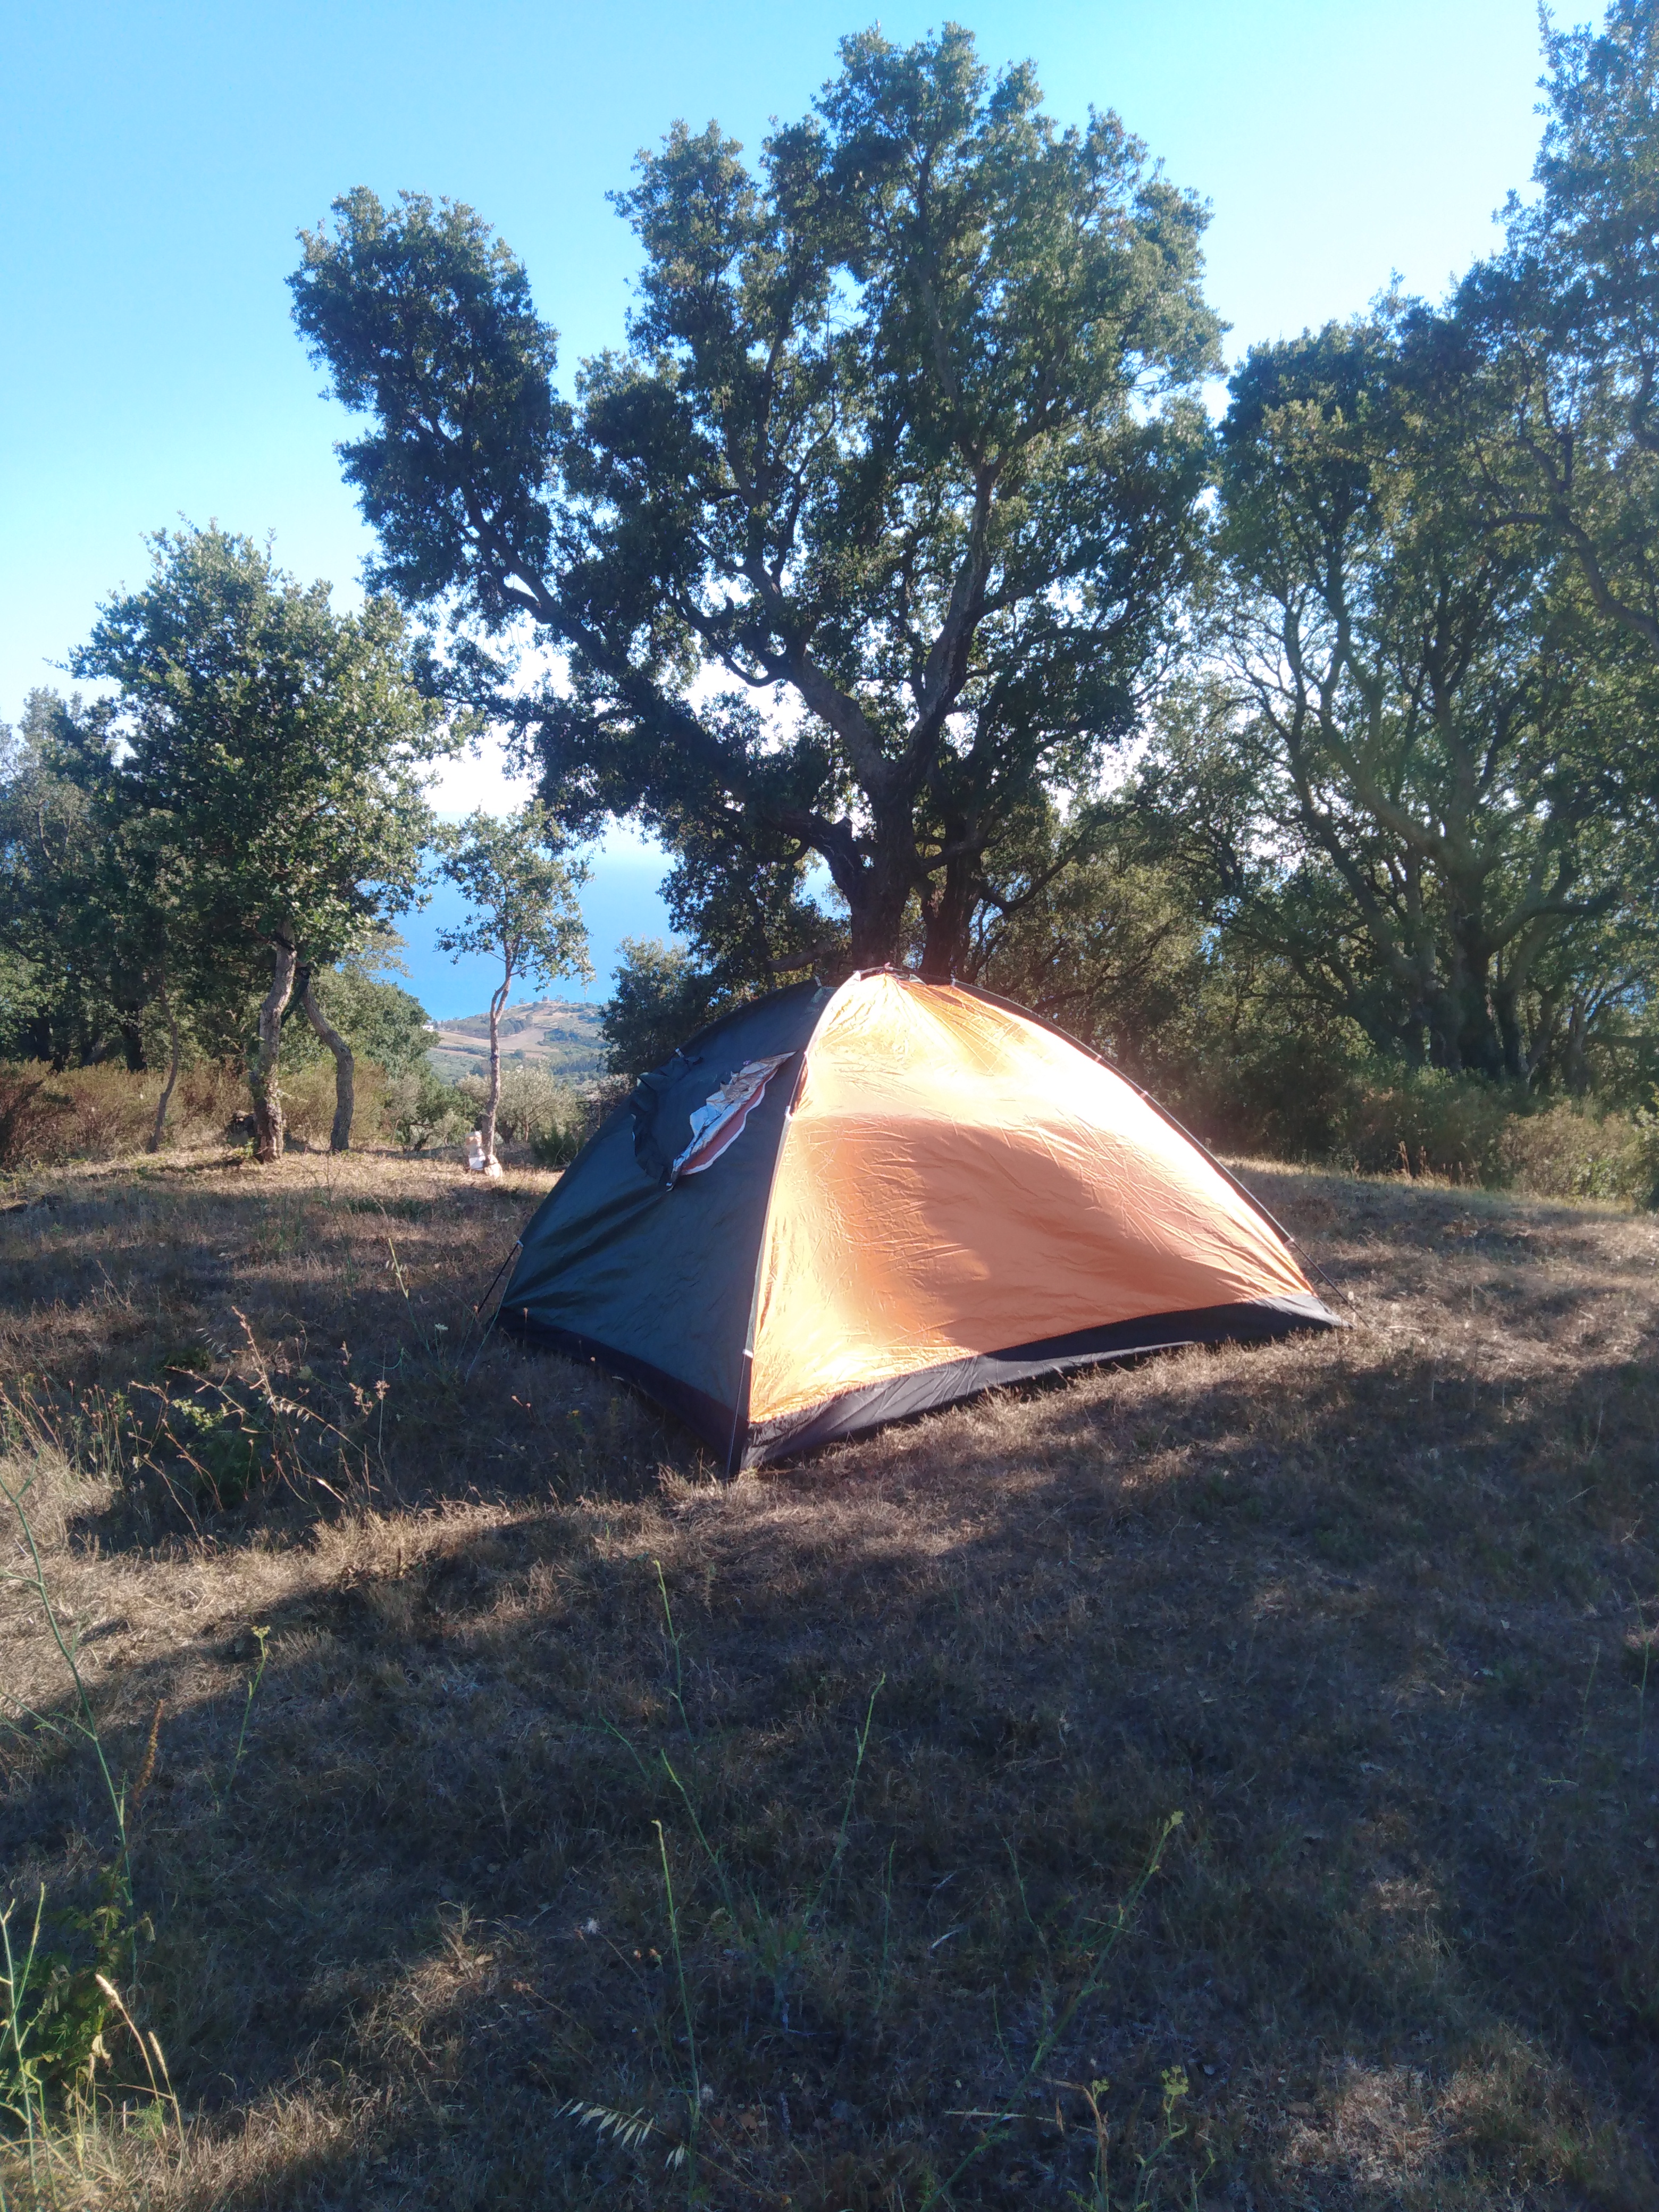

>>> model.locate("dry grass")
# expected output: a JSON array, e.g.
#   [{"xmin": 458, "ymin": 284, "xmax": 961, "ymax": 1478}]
[{"xmin": 0, "ymin": 1145, "xmax": 1655, "ymax": 2209}]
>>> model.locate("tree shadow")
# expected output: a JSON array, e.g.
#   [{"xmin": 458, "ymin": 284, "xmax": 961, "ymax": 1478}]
[{"xmin": 4, "ymin": 1219, "xmax": 1655, "ymax": 2206}]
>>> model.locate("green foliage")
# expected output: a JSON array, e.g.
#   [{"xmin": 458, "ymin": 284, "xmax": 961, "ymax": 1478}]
[
  {"xmin": 599, "ymin": 937, "xmax": 724, "ymax": 1078},
  {"xmin": 1, "ymin": 1874, "xmax": 128, "ymax": 2120},
  {"xmin": 288, "ymin": 189, "xmax": 566, "ymax": 621},
  {"xmin": 1459, "ymin": 0, "xmax": 1659, "ymax": 663},
  {"xmin": 292, "ymin": 960, "xmax": 434, "ymax": 1079},
  {"xmin": 456, "ymin": 1064, "xmax": 586, "ymax": 1163},
  {"xmin": 0, "ymin": 691, "xmax": 174, "ymax": 1073},
  {"xmin": 1188, "ymin": 307, "xmax": 1659, "ymax": 1083},
  {"xmin": 434, "ymin": 806, "xmax": 590, "ymax": 994},
  {"xmin": 963, "ymin": 807, "xmax": 1208, "ymax": 1073},
  {"xmin": 73, "ymin": 526, "xmax": 448, "ymax": 971},
  {"xmin": 387, "ymin": 1063, "xmax": 473, "ymax": 1151},
  {"xmin": 434, "ymin": 804, "xmax": 591, "ymax": 1163},
  {"xmin": 291, "ymin": 25, "xmax": 1220, "ymax": 975}
]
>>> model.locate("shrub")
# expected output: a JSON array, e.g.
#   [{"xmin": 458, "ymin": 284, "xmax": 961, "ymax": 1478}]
[
  {"xmin": 0, "ymin": 1067, "xmax": 70, "ymax": 1167},
  {"xmin": 0, "ymin": 1056, "xmax": 404, "ymax": 1166},
  {"xmin": 1498, "ymin": 1103, "xmax": 1659, "ymax": 1207},
  {"xmin": 0, "ymin": 1063, "xmax": 158, "ymax": 1166},
  {"xmin": 385, "ymin": 1065, "xmax": 472, "ymax": 1151},
  {"xmin": 1332, "ymin": 1070, "xmax": 1519, "ymax": 1184},
  {"xmin": 452, "ymin": 1066, "xmax": 590, "ymax": 1162},
  {"xmin": 276, "ymin": 1058, "xmax": 392, "ymax": 1149},
  {"xmin": 174, "ymin": 1060, "xmax": 250, "ymax": 1136}
]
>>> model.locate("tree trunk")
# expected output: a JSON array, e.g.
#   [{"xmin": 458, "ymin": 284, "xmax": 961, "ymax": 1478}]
[
  {"xmin": 119, "ymin": 1015, "xmax": 146, "ymax": 1073},
  {"xmin": 299, "ymin": 976, "xmax": 356, "ymax": 1152},
  {"xmin": 1565, "ymin": 1000, "xmax": 1592, "ymax": 1095},
  {"xmin": 249, "ymin": 938, "xmax": 299, "ymax": 1162},
  {"xmin": 918, "ymin": 837, "xmax": 978, "ymax": 982},
  {"xmin": 146, "ymin": 984, "xmax": 182, "ymax": 1154},
  {"xmin": 845, "ymin": 852, "xmax": 915, "ymax": 972},
  {"xmin": 481, "ymin": 977, "xmax": 508, "ymax": 1167}
]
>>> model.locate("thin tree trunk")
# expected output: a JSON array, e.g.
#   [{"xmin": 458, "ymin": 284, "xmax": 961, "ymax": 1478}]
[
  {"xmin": 481, "ymin": 977, "xmax": 508, "ymax": 1168},
  {"xmin": 146, "ymin": 983, "xmax": 182, "ymax": 1154},
  {"xmin": 249, "ymin": 938, "xmax": 298, "ymax": 1163},
  {"xmin": 299, "ymin": 977, "xmax": 356, "ymax": 1153}
]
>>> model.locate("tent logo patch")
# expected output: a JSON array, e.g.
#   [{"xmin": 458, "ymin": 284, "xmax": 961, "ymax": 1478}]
[{"xmin": 671, "ymin": 1054, "xmax": 793, "ymax": 1182}]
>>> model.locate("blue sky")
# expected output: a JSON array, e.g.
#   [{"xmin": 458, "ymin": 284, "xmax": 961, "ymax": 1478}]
[{"xmin": 3, "ymin": 0, "xmax": 1549, "ymax": 1016}]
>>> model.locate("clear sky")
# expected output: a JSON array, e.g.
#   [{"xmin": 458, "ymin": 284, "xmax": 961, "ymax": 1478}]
[{"xmin": 3, "ymin": 0, "xmax": 1551, "ymax": 1016}]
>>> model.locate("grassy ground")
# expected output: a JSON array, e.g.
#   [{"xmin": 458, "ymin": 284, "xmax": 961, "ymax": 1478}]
[{"xmin": 0, "ymin": 1146, "xmax": 1655, "ymax": 2209}]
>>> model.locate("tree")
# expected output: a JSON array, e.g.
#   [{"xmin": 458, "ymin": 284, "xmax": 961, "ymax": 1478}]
[
  {"xmin": 598, "ymin": 936, "xmax": 722, "ymax": 1078},
  {"xmin": 301, "ymin": 947, "xmax": 437, "ymax": 1079},
  {"xmin": 1205, "ymin": 312, "xmax": 1659, "ymax": 1080},
  {"xmin": 1458, "ymin": 0, "xmax": 1659, "ymax": 660},
  {"xmin": 434, "ymin": 805, "xmax": 589, "ymax": 1166},
  {"xmin": 961, "ymin": 798, "xmax": 1205, "ymax": 1071},
  {"xmin": 0, "ymin": 690, "xmax": 195, "ymax": 1094},
  {"xmin": 290, "ymin": 27, "xmax": 1220, "ymax": 978},
  {"xmin": 72, "ymin": 526, "xmax": 450, "ymax": 1159}
]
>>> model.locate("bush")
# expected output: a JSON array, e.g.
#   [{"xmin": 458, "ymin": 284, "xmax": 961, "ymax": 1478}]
[
  {"xmin": 276, "ymin": 1058, "xmax": 392, "ymax": 1148},
  {"xmin": 1330, "ymin": 1070, "xmax": 1519, "ymax": 1184},
  {"xmin": 0, "ymin": 1063, "xmax": 167, "ymax": 1166},
  {"xmin": 448, "ymin": 1065, "xmax": 591, "ymax": 1163},
  {"xmin": 0, "ymin": 1067, "xmax": 70, "ymax": 1166},
  {"xmin": 0, "ymin": 1055, "xmax": 404, "ymax": 1166},
  {"xmin": 1498, "ymin": 1103, "xmax": 1659, "ymax": 1207},
  {"xmin": 385, "ymin": 1065, "xmax": 472, "ymax": 1151}
]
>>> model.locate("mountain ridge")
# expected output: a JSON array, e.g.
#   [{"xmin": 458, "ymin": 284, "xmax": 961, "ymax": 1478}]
[{"xmin": 424, "ymin": 997, "xmax": 607, "ymax": 1085}]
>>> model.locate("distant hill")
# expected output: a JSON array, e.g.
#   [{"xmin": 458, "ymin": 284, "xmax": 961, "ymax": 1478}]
[{"xmin": 425, "ymin": 998, "xmax": 607, "ymax": 1086}]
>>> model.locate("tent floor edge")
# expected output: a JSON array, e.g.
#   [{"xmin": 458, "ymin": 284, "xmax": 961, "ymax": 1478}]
[{"xmin": 739, "ymin": 1294, "xmax": 1339, "ymax": 1468}]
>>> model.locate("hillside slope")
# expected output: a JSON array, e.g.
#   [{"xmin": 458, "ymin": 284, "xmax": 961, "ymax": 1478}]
[{"xmin": 424, "ymin": 997, "xmax": 606, "ymax": 1085}]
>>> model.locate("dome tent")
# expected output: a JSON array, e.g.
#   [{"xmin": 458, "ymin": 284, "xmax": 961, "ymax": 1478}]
[{"xmin": 498, "ymin": 970, "xmax": 1338, "ymax": 1470}]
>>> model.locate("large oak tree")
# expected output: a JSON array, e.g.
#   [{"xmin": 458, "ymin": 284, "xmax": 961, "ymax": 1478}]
[
  {"xmin": 290, "ymin": 27, "xmax": 1220, "ymax": 977},
  {"xmin": 1195, "ymin": 313, "xmax": 1659, "ymax": 1081},
  {"xmin": 1458, "ymin": 0, "xmax": 1659, "ymax": 659}
]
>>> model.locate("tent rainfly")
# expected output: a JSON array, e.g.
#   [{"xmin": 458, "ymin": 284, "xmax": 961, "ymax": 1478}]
[{"xmin": 498, "ymin": 970, "xmax": 1338, "ymax": 1469}]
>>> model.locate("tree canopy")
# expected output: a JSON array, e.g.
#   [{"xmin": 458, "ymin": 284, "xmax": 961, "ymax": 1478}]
[
  {"xmin": 1202, "ymin": 310, "xmax": 1659, "ymax": 1081},
  {"xmin": 291, "ymin": 25, "xmax": 1220, "ymax": 977},
  {"xmin": 70, "ymin": 525, "xmax": 451, "ymax": 1155}
]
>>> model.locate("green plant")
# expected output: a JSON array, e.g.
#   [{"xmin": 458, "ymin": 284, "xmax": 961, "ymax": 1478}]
[
  {"xmin": 1055, "ymin": 2063, "xmax": 1209, "ymax": 2211},
  {"xmin": 0, "ymin": 1472, "xmax": 166, "ymax": 2149},
  {"xmin": 920, "ymin": 1812, "xmax": 1186, "ymax": 2210},
  {"xmin": 387, "ymin": 1063, "xmax": 471, "ymax": 1151},
  {"xmin": 225, "ymin": 1626, "xmax": 271, "ymax": 1801}
]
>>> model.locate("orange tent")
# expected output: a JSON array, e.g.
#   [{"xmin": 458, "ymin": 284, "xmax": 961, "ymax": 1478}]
[{"xmin": 501, "ymin": 971, "xmax": 1336, "ymax": 1467}]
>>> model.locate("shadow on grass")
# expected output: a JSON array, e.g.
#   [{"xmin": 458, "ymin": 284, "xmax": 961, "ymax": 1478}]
[{"xmin": 5, "ymin": 1244, "xmax": 1657, "ymax": 2207}]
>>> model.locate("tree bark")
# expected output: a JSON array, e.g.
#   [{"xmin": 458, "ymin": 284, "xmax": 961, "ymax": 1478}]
[
  {"xmin": 146, "ymin": 983, "xmax": 182, "ymax": 1154},
  {"xmin": 481, "ymin": 976, "xmax": 509, "ymax": 1168},
  {"xmin": 249, "ymin": 937, "xmax": 298, "ymax": 1162},
  {"xmin": 299, "ymin": 976, "xmax": 356, "ymax": 1152}
]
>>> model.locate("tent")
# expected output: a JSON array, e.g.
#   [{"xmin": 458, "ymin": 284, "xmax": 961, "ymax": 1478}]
[{"xmin": 497, "ymin": 970, "xmax": 1337, "ymax": 1469}]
